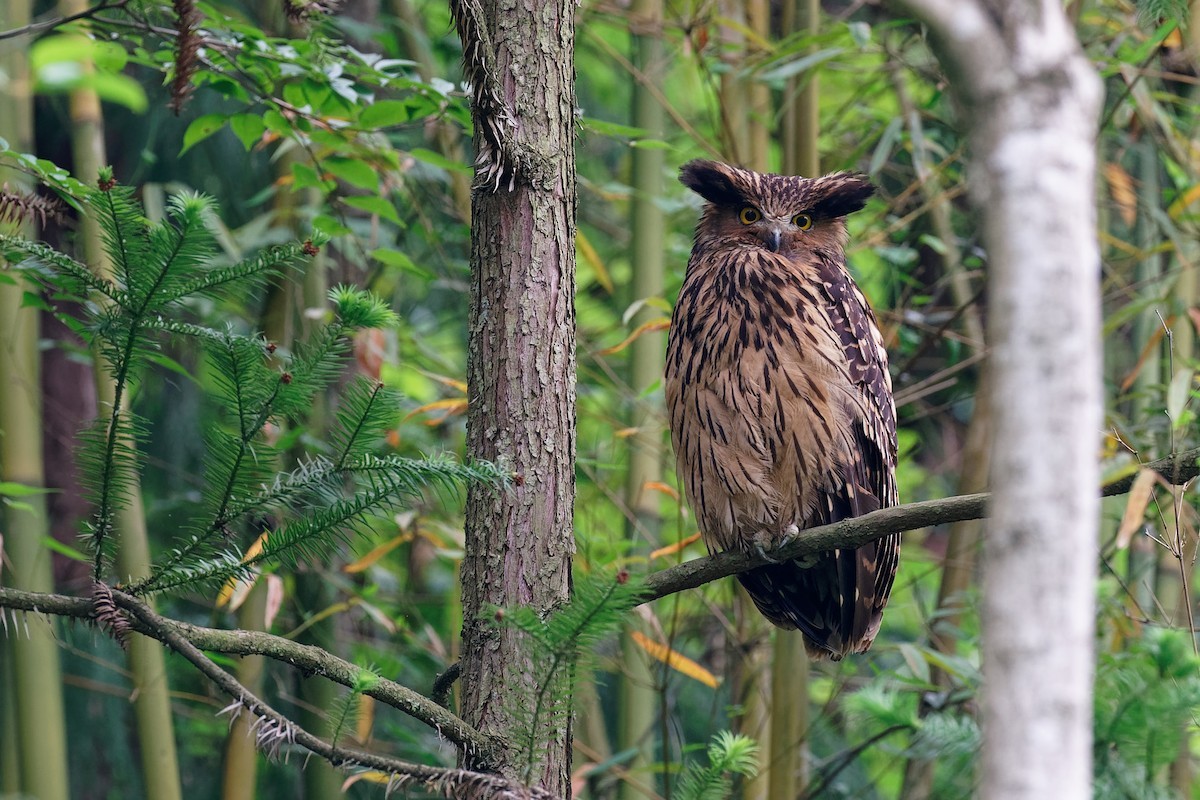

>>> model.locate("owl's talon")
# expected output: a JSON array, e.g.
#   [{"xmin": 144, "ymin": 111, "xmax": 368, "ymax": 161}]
[{"xmin": 754, "ymin": 542, "xmax": 783, "ymax": 564}]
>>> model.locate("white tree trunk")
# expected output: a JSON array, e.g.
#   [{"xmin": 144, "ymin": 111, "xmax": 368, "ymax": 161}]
[{"xmin": 892, "ymin": 2, "xmax": 1103, "ymax": 799}]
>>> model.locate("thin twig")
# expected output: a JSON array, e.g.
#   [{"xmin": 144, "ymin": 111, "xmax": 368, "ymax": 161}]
[{"xmin": 0, "ymin": 0, "xmax": 129, "ymax": 41}]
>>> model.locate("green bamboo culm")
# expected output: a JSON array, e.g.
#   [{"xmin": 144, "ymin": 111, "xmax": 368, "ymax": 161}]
[{"xmin": 0, "ymin": 0, "xmax": 71, "ymax": 794}]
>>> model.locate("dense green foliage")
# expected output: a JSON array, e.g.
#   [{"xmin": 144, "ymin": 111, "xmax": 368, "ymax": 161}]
[{"xmin": 0, "ymin": 1, "xmax": 1198, "ymax": 798}]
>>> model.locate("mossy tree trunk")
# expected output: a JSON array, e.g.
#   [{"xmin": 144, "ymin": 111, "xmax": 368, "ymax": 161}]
[{"xmin": 454, "ymin": 0, "xmax": 577, "ymax": 794}]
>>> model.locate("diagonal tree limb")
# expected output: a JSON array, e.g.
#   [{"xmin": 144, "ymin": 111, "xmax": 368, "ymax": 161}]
[
  {"xmin": 0, "ymin": 585, "xmax": 498, "ymax": 763},
  {"xmin": 639, "ymin": 445, "xmax": 1200, "ymax": 605}
]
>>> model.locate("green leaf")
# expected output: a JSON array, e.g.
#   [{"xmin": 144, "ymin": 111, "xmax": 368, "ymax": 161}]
[
  {"xmin": 41, "ymin": 535, "xmax": 90, "ymax": 562},
  {"xmin": 756, "ymin": 48, "xmax": 844, "ymax": 83},
  {"xmin": 409, "ymin": 148, "xmax": 470, "ymax": 174},
  {"xmin": 342, "ymin": 195, "xmax": 400, "ymax": 225},
  {"xmin": 312, "ymin": 214, "xmax": 351, "ymax": 237},
  {"xmin": 228, "ymin": 114, "xmax": 267, "ymax": 151},
  {"xmin": 20, "ymin": 291, "xmax": 52, "ymax": 311},
  {"xmin": 0, "ymin": 482, "xmax": 52, "ymax": 497},
  {"xmin": 262, "ymin": 109, "xmax": 292, "ymax": 136},
  {"xmin": 181, "ymin": 114, "xmax": 228, "ymax": 156},
  {"xmin": 582, "ymin": 118, "xmax": 648, "ymax": 138},
  {"xmin": 370, "ymin": 248, "xmax": 430, "ymax": 278},
  {"xmin": 359, "ymin": 100, "xmax": 411, "ymax": 129},
  {"xmin": 292, "ymin": 162, "xmax": 334, "ymax": 193},
  {"xmin": 324, "ymin": 157, "xmax": 379, "ymax": 191},
  {"xmin": 30, "ymin": 35, "xmax": 147, "ymax": 112}
]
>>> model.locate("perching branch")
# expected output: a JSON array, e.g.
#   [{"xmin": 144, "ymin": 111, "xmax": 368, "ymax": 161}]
[
  {"xmin": 0, "ymin": 585, "xmax": 497, "ymax": 763},
  {"xmin": 639, "ymin": 445, "xmax": 1200, "ymax": 605},
  {"xmin": 0, "ymin": 0, "xmax": 129, "ymax": 41}
]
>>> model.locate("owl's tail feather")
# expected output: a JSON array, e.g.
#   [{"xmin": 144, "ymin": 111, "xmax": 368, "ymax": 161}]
[{"xmin": 737, "ymin": 535, "xmax": 898, "ymax": 659}]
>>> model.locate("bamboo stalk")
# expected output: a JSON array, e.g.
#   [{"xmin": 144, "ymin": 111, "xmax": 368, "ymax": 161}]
[
  {"xmin": 0, "ymin": 1, "xmax": 71, "ymax": 795},
  {"xmin": 617, "ymin": 0, "xmax": 668, "ymax": 795}
]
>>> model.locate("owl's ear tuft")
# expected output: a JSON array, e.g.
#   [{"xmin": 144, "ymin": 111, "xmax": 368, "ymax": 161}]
[
  {"xmin": 812, "ymin": 173, "xmax": 875, "ymax": 219},
  {"xmin": 680, "ymin": 160, "xmax": 746, "ymax": 206}
]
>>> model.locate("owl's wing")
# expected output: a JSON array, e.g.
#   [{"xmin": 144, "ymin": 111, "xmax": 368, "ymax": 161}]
[
  {"xmin": 813, "ymin": 258, "xmax": 900, "ymax": 647},
  {"xmin": 736, "ymin": 259, "xmax": 899, "ymax": 657}
]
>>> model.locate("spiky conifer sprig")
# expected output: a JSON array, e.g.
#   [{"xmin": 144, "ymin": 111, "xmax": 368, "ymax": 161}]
[
  {"xmin": 135, "ymin": 454, "xmax": 506, "ymax": 595},
  {"xmin": 1, "ymin": 169, "xmax": 322, "ymax": 583},
  {"xmin": 330, "ymin": 379, "xmax": 396, "ymax": 468},
  {"xmin": 328, "ymin": 666, "xmax": 381, "ymax": 748},
  {"xmin": 675, "ymin": 731, "xmax": 760, "ymax": 800},
  {"xmin": 490, "ymin": 571, "xmax": 645, "ymax": 780},
  {"xmin": 81, "ymin": 176, "xmax": 304, "ymax": 581},
  {"xmin": 0, "ymin": 237, "xmax": 119, "ymax": 300}
]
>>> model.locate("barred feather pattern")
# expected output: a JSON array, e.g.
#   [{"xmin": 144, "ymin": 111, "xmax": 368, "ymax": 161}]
[{"xmin": 666, "ymin": 160, "xmax": 899, "ymax": 660}]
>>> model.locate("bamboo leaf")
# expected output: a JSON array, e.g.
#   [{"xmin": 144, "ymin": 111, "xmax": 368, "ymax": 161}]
[
  {"xmin": 1115, "ymin": 468, "xmax": 1158, "ymax": 549},
  {"xmin": 599, "ymin": 318, "xmax": 670, "ymax": 356},
  {"xmin": 629, "ymin": 630, "xmax": 719, "ymax": 688}
]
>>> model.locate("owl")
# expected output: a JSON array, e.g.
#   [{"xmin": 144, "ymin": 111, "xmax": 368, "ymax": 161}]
[{"xmin": 665, "ymin": 159, "xmax": 899, "ymax": 660}]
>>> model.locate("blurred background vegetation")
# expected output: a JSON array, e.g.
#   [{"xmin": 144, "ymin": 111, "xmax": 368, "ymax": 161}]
[{"xmin": 1, "ymin": 0, "xmax": 1198, "ymax": 798}]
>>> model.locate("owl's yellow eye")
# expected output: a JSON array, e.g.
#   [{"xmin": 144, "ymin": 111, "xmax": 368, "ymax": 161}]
[
  {"xmin": 792, "ymin": 213, "xmax": 813, "ymax": 230},
  {"xmin": 738, "ymin": 207, "xmax": 761, "ymax": 225}
]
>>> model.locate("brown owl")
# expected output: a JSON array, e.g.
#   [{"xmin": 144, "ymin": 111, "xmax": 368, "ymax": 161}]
[{"xmin": 665, "ymin": 159, "xmax": 899, "ymax": 660}]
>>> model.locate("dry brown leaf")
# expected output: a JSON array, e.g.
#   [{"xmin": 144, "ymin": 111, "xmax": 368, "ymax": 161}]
[
  {"xmin": 598, "ymin": 318, "xmax": 670, "ymax": 356},
  {"xmin": 629, "ymin": 630, "xmax": 719, "ymax": 688},
  {"xmin": 1116, "ymin": 468, "xmax": 1158, "ymax": 549},
  {"xmin": 642, "ymin": 481, "xmax": 679, "ymax": 502},
  {"xmin": 1104, "ymin": 162, "xmax": 1137, "ymax": 227},
  {"xmin": 1167, "ymin": 182, "xmax": 1200, "ymax": 219},
  {"xmin": 356, "ymin": 695, "xmax": 375, "ymax": 744},
  {"xmin": 343, "ymin": 533, "xmax": 413, "ymax": 574},
  {"xmin": 577, "ymin": 229, "xmax": 613, "ymax": 294},
  {"xmin": 650, "ymin": 532, "xmax": 702, "ymax": 560}
]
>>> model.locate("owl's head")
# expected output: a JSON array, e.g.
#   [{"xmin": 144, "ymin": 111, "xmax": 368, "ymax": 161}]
[{"xmin": 680, "ymin": 159, "xmax": 874, "ymax": 254}]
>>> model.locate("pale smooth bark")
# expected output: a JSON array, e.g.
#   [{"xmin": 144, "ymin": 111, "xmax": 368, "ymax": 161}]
[{"xmin": 892, "ymin": 2, "xmax": 1103, "ymax": 799}]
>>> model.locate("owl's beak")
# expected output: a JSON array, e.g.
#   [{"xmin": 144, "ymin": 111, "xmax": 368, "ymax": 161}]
[{"xmin": 765, "ymin": 227, "xmax": 783, "ymax": 252}]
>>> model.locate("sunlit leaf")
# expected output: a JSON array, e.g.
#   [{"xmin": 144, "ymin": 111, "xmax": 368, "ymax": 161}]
[
  {"xmin": 598, "ymin": 318, "xmax": 670, "ymax": 356},
  {"xmin": 650, "ymin": 532, "xmax": 701, "ymax": 560},
  {"xmin": 344, "ymin": 533, "xmax": 412, "ymax": 573},
  {"xmin": 180, "ymin": 114, "xmax": 228, "ymax": 156},
  {"xmin": 629, "ymin": 630, "xmax": 719, "ymax": 689}
]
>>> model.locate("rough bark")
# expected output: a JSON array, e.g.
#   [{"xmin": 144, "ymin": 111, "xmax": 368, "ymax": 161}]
[
  {"xmin": 453, "ymin": 0, "xmax": 577, "ymax": 793},
  {"xmin": 891, "ymin": 2, "xmax": 1103, "ymax": 799}
]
